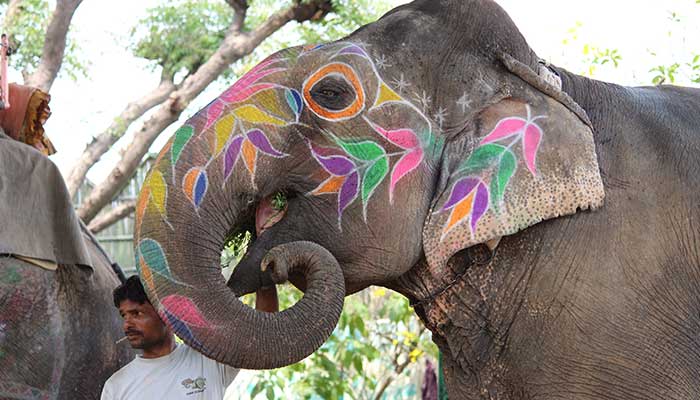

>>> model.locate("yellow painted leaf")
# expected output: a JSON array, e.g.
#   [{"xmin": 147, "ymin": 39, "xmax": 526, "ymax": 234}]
[{"xmin": 234, "ymin": 104, "xmax": 286, "ymax": 126}]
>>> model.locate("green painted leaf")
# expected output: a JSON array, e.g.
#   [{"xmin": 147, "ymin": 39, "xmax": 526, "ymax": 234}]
[
  {"xmin": 339, "ymin": 139, "xmax": 385, "ymax": 161},
  {"xmin": 361, "ymin": 157, "xmax": 389, "ymax": 204},
  {"xmin": 462, "ymin": 143, "xmax": 506, "ymax": 172},
  {"xmin": 171, "ymin": 125, "xmax": 194, "ymax": 165},
  {"xmin": 491, "ymin": 149, "xmax": 517, "ymax": 207}
]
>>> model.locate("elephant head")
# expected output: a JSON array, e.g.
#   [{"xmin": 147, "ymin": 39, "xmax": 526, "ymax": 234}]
[{"xmin": 135, "ymin": 0, "xmax": 604, "ymax": 370}]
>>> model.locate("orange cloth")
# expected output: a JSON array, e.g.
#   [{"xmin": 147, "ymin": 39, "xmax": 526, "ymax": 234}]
[{"xmin": 0, "ymin": 83, "xmax": 55, "ymax": 154}]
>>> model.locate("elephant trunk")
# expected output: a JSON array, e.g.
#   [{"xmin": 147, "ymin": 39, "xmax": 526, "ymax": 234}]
[{"xmin": 135, "ymin": 119, "xmax": 344, "ymax": 369}]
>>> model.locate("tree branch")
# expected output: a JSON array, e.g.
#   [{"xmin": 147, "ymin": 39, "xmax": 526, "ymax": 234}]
[
  {"xmin": 225, "ymin": 0, "xmax": 248, "ymax": 32},
  {"xmin": 77, "ymin": 0, "xmax": 333, "ymax": 223},
  {"xmin": 65, "ymin": 77, "xmax": 177, "ymax": 199},
  {"xmin": 24, "ymin": 0, "xmax": 82, "ymax": 92},
  {"xmin": 87, "ymin": 199, "xmax": 136, "ymax": 234}
]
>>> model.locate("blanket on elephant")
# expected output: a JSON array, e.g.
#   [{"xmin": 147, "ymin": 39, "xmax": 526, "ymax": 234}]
[{"xmin": 0, "ymin": 129, "xmax": 92, "ymax": 268}]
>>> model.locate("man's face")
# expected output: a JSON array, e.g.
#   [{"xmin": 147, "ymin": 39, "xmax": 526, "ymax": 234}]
[{"xmin": 118, "ymin": 299, "xmax": 170, "ymax": 350}]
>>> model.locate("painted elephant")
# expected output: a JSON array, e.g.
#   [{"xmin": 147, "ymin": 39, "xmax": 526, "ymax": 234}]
[
  {"xmin": 135, "ymin": 0, "xmax": 700, "ymax": 398},
  {"xmin": 0, "ymin": 92, "xmax": 132, "ymax": 399}
]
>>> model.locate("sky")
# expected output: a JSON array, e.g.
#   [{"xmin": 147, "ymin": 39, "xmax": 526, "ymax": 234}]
[{"xmin": 10, "ymin": 0, "xmax": 697, "ymax": 183}]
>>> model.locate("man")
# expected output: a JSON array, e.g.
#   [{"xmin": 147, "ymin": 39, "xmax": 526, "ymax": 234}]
[{"xmin": 101, "ymin": 276, "xmax": 278, "ymax": 399}]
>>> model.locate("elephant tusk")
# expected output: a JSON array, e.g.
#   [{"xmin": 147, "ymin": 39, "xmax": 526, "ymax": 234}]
[{"xmin": 485, "ymin": 237, "xmax": 501, "ymax": 252}]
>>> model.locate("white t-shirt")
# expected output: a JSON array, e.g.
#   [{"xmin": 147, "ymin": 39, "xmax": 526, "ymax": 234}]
[{"xmin": 101, "ymin": 344, "xmax": 239, "ymax": 400}]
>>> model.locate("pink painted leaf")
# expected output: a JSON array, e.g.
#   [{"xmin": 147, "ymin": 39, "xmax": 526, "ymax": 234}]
[
  {"xmin": 523, "ymin": 123, "xmax": 543, "ymax": 176},
  {"xmin": 246, "ymin": 129, "xmax": 287, "ymax": 158},
  {"xmin": 311, "ymin": 144, "xmax": 356, "ymax": 176},
  {"xmin": 161, "ymin": 295, "xmax": 211, "ymax": 328},
  {"xmin": 442, "ymin": 177, "xmax": 480, "ymax": 211},
  {"xmin": 205, "ymin": 100, "xmax": 224, "ymax": 129},
  {"xmin": 390, "ymin": 148, "xmax": 423, "ymax": 202},
  {"xmin": 479, "ymin": 117, "xmax": 527, "ymax": 145},
  {"xmin": 470, "ymin": 182, "xmax": 490, "ymax": 232},
  {"xmin": 370, "ymin": 122, "xmax": 420, "ymax": 150}
]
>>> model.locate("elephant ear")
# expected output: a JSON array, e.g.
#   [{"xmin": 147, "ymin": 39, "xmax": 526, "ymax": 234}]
[{"xmin": 423, "ymin": 61, "xmax": 604, "ymax": 270}]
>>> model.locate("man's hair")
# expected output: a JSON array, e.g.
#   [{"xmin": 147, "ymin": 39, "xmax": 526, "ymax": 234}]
[{"xmin": 113, "ymin": 275, "xmax": 150, "ymax": 308}]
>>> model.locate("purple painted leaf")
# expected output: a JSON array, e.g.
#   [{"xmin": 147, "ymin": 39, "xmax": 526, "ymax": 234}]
[
  {"xmin": 223, "ymin": 136, "xmax": 244, "ymax": 180},
  {"xmin": 336, "ymin": 45, "xmax": 369, "ymax": 59},
  {"xmin": 311, "ymin": 145, "xmax": 356, "ymax": 176},
  {"xmin": 246, "ymin": 129, "xmax": 287, "ymax": 158},
  {"xmin": 338, "ymin": 171, "xmax": 359, "ymax": 216},
  {"xmin": 523, "ymin": 123, "xmax": 543, "ymax": 176},
  {"xmin": 470, "ymin": 182, "xmax": 490, "ymax": 232},
  {"xmin": 441, "ymin": 178, "xmax": 480, "ymax": 211},
  {"xmin": 479, "ymin": 117, "xmax": 527, "ymax": 145}
]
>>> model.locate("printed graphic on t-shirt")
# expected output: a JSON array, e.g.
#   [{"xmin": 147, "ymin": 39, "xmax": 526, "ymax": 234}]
[{"xmin": 181, "ymin": 377, "xmax": 207, "ymax": 395}]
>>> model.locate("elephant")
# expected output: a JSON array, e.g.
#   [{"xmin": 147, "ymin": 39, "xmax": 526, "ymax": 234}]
[
  {"xmin": 0, "ymin": 92, "xmax": 132, "ymax": 399},
  {"xmin": 135, "ymin": 0, "xmax": 700, "ymax": 398}
]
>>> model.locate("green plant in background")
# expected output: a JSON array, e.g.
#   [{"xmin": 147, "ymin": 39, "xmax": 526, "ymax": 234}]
[
  {"xmin": 221, "ymin": 234, "xmax": 438, "ymax": 400},
  {"xmin": 130, "ymin": 0, "xmax": 235, "ymax": 81},
  {"xmin": 0, "ymin": 0, "xmax": 86, "ymax": 80}
]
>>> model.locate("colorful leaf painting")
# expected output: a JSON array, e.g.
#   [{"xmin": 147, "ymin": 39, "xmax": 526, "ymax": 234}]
[
  {"xmin": 334, "ymin": 44, "xmax": 370, "ymax": 59},
  {"xmin": 246, "ymin": 129, "xmax": 287, "ymax": 157},
  {"xmin": 285, "ymin": 88, "xmax": 303, "ymax": 119},
  {"xmin": 338, "ymin": 139, "xmax": 385, "ymax": 161},
  {"xmin": 441, "ymin": 178, "xmax": 490, "ymax": 238},
  {"xmin": 171, "ymin": 125, "xmax": 194, "ymax": 167},
  {"xmin": 161, "ymin": 295, "xmax": 212, "ymax": 328},
  {"xmin": 223, "ymin": 136, "xmax": 244, "ymax": 181},
  {"xmin": 213, "ymin": 115, "xmax": 236, "ymax": 156},
  {"xmin": 390, "ymin": 148, "xmax": 423, "ymax": 202},
  {"xmin": 368, "ymin": 121, "xmax": 420, "ymax": 149},
  {"xmin": 479, "ymin": 118, "xmax": 528, "ymax": 145},
  {"xmin": 461, "ymin": 143, "xmax": 507, "ymax": 172},
  {"xmin": 523, "ymin": 123, "xmax": 542, "ymax": 176},
  {"xmin": 361, "ymin": 157, "xmax": 389, "ymax": 219},
  {"xmin": 491, "ymin": 149, "xmax": 517, "ymax": 206},
  {"xmin": 312, "ymin": 175, "xmax": 346, "ymax": 195},
  {"xmin": 373, "ymin": 82, "xmax": 402, "ymax": 108},
  {"xmin": 138, "ymin": 239, "xmax": 173, "ymax": 280},
  {"xmin": 338, "ymin": 171, "xmax": 359, "ymax": 217},
  {"xmin": 183, "ymin": 168, "xmax": 208, "ymax": 208},
  {"xmin": 205, "ymin": 100, "xmax": 225, "ymax": 130},
  {"xmin": 233, "ymin": 104, "xmax": 287, "ymax": 126},
  {"xmin": 160, "ymin": 308, "xmax": 203, "ymax": 350}
]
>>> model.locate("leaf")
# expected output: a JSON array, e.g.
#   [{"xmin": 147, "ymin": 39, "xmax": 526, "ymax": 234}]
[
  {"xmin": 491, "ymin": 149, "xmax": 516, "ymax": 206},
  {"xmin": 312, "ymin": 175, "xmax": 345, "ymax": 195},
  {"xmin": 523, "ymin": 123, "xmax": 543, "ymax": 176},
  {"xmin": 138, "ymin": 239, "xmax": 172, "ymax": 279},
  {"xmin": 338, "ymin": 139, "xmax": 385, "ymax": 161},
  {"xmin": 441, "ymin": 177, "xmax": 479, "ymax": 211},
  {"xmin": 338, "ymin": 171, "xmax": 359, "ymax": 217},
  {"xmin": 171, "ymin": 125, "xmax": 194, "ymax": 166},
  {"xmin": 470, "ymin": 181, "xmax": 490, "ymax": 232},
  {"xmin": 361, "ymin": 157, "xmax": 389, "ymax": 216},
  {"xmin": 461, "ymin": 143, "xmax": 506, "ymax": 172},
  {"xmin": 213, "ymin": 115, "xmax": 235, "ymax": 155},
  {"xmin": 220, "ymin": 82, "xmax": 276, "ymax": 103},
  {"xmin": 233, "ymin": 104, "xmax": 286, "ymax": 126},
  {"xmin": 246, "ymin": 129, "xmax": 287, "ymax": 157},
  {"xmin": 310, "ymin": 145, "xmax": 356, "ymax": 176},
  {"xmin": 223, "ymin": 136, "xmax": 244, "ymax": 181},
  {"xmin": 285, "ymin": 88, "xmax": 303, "ymax": 117},
  {"xmin": 183, "ymin": 168, "xmax": 208, "ymax": 207},
  {"xmin": 161, "ymin": 308, "xmax": 203, "ymax": 350},
  {"xmin": 205, "ymin": 100, "xmax": 224, "ymax": 129},
  {"xmin": 161, "ymin": 295, "xmax": 211, "ymax": 328},
  {"xmin": 479, "ymin": 117, "xmax": 527, "ymax": 145},
  {"xmin": 390, "ymin": 148, "xmax": 423, "ymax": 202},
  {"xmin": 368, "ymin": 121, "xmax": 419, "ymax": 149}
]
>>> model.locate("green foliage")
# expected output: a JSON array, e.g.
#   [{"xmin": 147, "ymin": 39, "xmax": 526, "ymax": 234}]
[
  {"xmin": 0, "ymin": 0, "xmax": 86, "ymax": 79},
  {"xmin": 247, "ymin": 287, "xmax": 437, "ymax": 399},
  {"xmin": 130, "ymin": 0, "xmax": 234, "ymax": 80}
]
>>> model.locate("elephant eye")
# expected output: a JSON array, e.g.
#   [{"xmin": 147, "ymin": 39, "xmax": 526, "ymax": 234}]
[{"xmin": 309, "ymin": 76, "xmax": 355, "ymax": 111}]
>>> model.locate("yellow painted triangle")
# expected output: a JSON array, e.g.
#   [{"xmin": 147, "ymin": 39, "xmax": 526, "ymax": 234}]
[{"xmin": 373, "ymin": 82, "xmax": 402, "ymax": 107}]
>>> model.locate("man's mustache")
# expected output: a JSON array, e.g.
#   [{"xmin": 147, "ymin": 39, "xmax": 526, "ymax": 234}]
[{"xmin": 125, "ymin": 329, "xmax": 142, "ymax": 336}]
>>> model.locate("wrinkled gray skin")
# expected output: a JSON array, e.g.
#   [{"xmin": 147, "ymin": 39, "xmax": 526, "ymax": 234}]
[
  {"xmin": 143, "ymin": 0, "xmax": 698, "ymax": 398},
  {"xmin": 0, "ymin": 227, "xmax": 132, "ymax": 399}
]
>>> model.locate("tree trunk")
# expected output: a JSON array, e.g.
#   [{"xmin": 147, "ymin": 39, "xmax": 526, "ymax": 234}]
[
  {"xmin": 87, "ymin": 200, "xmax": 136, "ymax": 234},
  {"xmin": 24, "ymin": 0, "xmax": 82, "ymax": 92},
  {"xmin": 65, "ymin": 77, "xmax": 177, "ymax": 199},
  {"xmin": 77, "ymin": 0, "xmax": 333, "ymax": 224}
]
